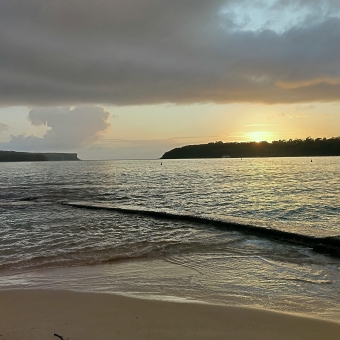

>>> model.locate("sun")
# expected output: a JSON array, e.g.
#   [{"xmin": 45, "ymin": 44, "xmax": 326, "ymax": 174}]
[{"xmin": 247, "ymin": 131, "xmax": 272, "ymax": 142}]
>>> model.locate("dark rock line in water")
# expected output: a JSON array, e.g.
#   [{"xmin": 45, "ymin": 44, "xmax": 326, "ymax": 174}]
[{"xmin": 62, "ymin": 201, "xmax": 340, "ymax": 258}]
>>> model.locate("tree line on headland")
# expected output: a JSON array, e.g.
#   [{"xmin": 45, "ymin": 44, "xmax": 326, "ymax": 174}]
[
  {"xmin": 0, "ymin": 151, "xmax": 80, "ymax": 162},
  {"xmin": 161, "ymin": 137, "xmax": 340, "ymax": 159},
  {"xmin": 0, "ymin": 151, "xmax": 47, "ymax": 162}
]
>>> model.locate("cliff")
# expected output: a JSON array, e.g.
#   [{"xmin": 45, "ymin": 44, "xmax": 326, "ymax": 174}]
[
  {"xmin": 0, "ymin": 151, "xmax": 80, "ymax": 162},
  {"xmin": 41, "ymin": 153, "xmax": 80, "ymax": 161}
]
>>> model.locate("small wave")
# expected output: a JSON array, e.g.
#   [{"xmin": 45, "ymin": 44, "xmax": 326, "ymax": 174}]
[
  {"xmin": 0, "ymin": 192, "xmax": 30, "ymax": 201},
  {"xmin": 62, "ymin": 201, "xmax": 340, "ymax": 258},
  {"xmin": 115, "ymin": 196, "xmax": 130, "ymax": 201},
  {"xmin": 0, "ymin": 201, "xmax": 38, "ymax": 208},
  {"xmin": 0, "ymin": 251, "xmax": 154, "ymax": 277},
  {"xmin": 282, "ymin": 277, "xmax": 333, "ymax": 285},
  {"xmin": 163, "ymin": 258, "xmax": 204, "ymax": 275},
  {"xmin": 18, "ymin": 196, "xmax": 40, "ymax": 201},
  {"xmin": 101, "ymin": 253, "xmax": 150, "ymax": 264}
]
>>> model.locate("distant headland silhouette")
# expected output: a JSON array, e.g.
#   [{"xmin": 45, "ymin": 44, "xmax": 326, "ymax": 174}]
[
  {"xmin": 161, "ymin": 137, "xmax": 340, "ymax": 159},
  {"xmin": 0, "ymin": 151, "xmax": 80, "ymax": 162}
]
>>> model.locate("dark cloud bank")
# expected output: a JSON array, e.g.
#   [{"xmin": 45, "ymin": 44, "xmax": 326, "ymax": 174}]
[{"xmin": 1, "ymin": 0, "xmax": 340, "ymax": 107}]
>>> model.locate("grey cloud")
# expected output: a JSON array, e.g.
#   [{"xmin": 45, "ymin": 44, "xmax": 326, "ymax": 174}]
[
  {"xmin": 0, "ymin": 122, "xmax": 9, "ymax": 133},
  {"xmin": 1, "ymin": 0, "xmax": 340, "ymax": 106},
  {"xmin": 1, "ymin": 106, "xmax": 110, "ymax": 151},
  {"xmin": 296, "ymin": 105, "xmax": 315, "ymax": 110}
]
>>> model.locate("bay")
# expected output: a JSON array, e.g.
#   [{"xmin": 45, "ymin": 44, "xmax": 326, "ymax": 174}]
[{"xmin": 0, "ymin": 157, "xmax": 339, "ymax": 321}]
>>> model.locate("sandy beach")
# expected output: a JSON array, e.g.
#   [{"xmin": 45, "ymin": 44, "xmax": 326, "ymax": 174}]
[{"xmin": 0, "ymin": 290, "xmax": 339, "ymax": 340}]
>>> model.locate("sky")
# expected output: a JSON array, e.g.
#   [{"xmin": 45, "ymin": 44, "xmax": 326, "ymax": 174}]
[{"xmin": 1, "ymin": 0, "xmax": 340, "ymax": 159}]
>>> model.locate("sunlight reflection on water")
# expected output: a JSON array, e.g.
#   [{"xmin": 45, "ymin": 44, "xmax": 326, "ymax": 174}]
[{"xmin": 0, "ymin": 157, "xmax": 340, "ymax": 320}]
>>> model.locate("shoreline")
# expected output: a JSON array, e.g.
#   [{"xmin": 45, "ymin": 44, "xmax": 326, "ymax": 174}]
[
  {"xmin": 1, "ymin": 289, "xmax": 339, "ymax": 340},
  {"xmin": 1, "ymin": 258, "xmax": 340, "ymax": 323}
]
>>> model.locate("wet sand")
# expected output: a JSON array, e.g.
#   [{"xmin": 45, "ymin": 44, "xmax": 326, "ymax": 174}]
[{"xmin": 0, "ymin": 289, "xmax": 339, "ymax": 340}]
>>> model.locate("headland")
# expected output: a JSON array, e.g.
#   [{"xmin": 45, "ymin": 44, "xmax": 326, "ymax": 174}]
[
  {"xmin": 0, "ymin": 151, "xmax": 80, "ymax": 162},
  {"xmin": 161, "ymin": 137, "xmax": 340, "ymax": 159}
]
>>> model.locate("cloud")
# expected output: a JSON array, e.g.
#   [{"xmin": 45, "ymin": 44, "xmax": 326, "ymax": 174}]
[
  {"xmin": 296, "ymin": 104, "xmax": 315, "ymax": 110},
  {"xmin": 243, "ymin": 124, "xmax": 277, "ymax": 127},
  {"xmin": 276, "ymin": 77, "xmax": 340, "ymax": 89},
  {"xmin": 1, "ymin": 106, "xmax": 110, "ymax": 151},
  {"xmin": 1, "ymin": 0, "xmax": 340, "ymax": 106},
  {"xmin": 0, "ymin": 123, "xmax": 9, "ymax": 133}
]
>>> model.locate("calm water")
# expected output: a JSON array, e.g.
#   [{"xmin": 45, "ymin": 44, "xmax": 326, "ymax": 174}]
[{"xmin": 0, "ymin": 158, "xmax": 339, "ymax": 321}]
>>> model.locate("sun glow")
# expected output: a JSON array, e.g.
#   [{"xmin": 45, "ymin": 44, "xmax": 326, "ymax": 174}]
[{"xmin": 247, "ymin": 131, "xmax": 273, "ymax": 142}]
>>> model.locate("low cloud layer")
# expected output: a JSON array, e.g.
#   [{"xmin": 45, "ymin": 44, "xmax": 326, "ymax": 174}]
[
  {"xmin": 1, "ymin": 0, "xmax": 340, "ymax": 106},
  {"xmin": 0, "ymin": 123, "xmax": 9, "ymax": 133},
  {"xmin": 1, "ymin": 106, "xmax": 110, "ymax": 152}
]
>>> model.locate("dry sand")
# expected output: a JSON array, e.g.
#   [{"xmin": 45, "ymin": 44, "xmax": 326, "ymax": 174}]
[{"xmin": 0, "ymin": 289, "xmax": 339, "ymax": 340}]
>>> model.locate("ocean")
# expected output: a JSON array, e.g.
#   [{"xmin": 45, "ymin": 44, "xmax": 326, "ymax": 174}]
[{"xmin": 0, "ymin": 157, "xmax": 339, "ymax": 321}]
